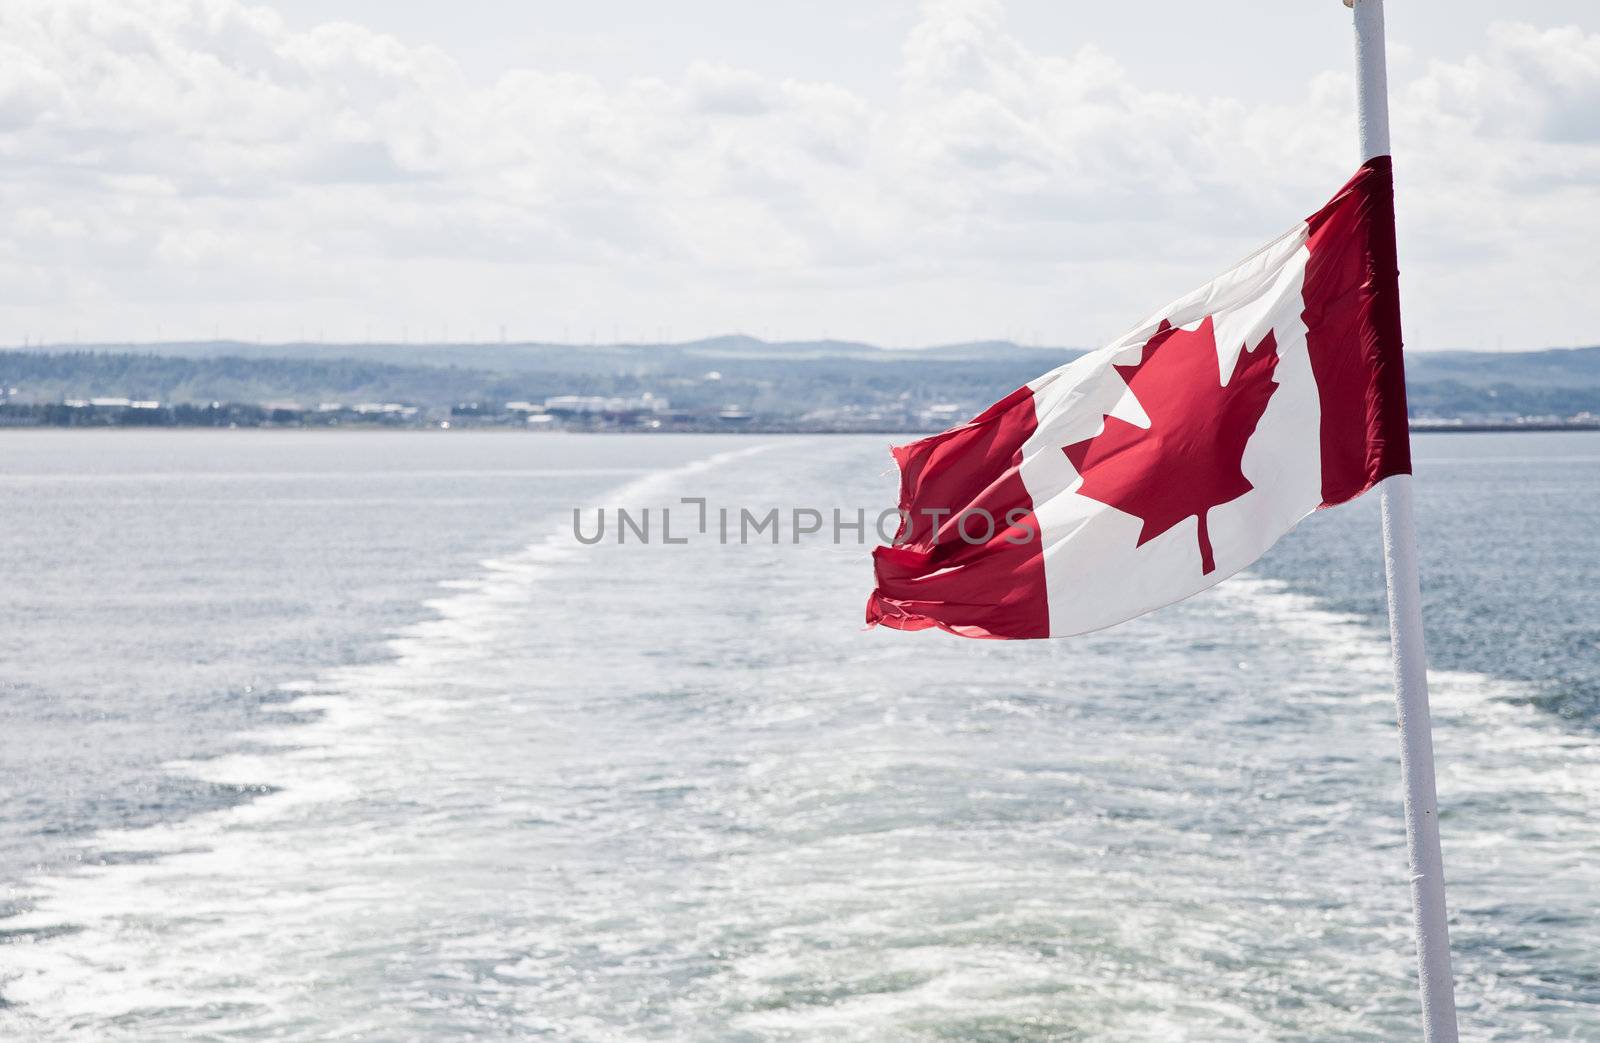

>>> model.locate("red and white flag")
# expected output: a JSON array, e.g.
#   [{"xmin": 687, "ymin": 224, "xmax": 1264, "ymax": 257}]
[{"xmin": 867, "ymin": 157, "xmax": 1410, "ymax": 639}]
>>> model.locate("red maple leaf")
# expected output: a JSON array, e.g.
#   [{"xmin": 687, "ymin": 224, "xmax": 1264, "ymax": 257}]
[{"xmin": 1063, "ymin": 317, "xmax": 1280, "ymax": 575}]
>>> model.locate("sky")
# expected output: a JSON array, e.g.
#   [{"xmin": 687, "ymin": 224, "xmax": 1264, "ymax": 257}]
[{"xmin": 2, "ymin": 0, "xmax": 1597, "ymax": 351}]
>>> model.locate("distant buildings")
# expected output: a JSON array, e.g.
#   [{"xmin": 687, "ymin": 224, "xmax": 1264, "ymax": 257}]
[
  {"xmin": 353, "ymin": 402, "xmax": 418, "ymax": 417},
  {"xmin": 61, "ymin": 396, "xmax": 161, "ymax": 410},
  {"xmin": 543, "ymin": 393, "xmax": 669, "ymax": 415},
  {"xmin": 3, "ymin": 372, "xmax": 1598, "ymax": 434}
]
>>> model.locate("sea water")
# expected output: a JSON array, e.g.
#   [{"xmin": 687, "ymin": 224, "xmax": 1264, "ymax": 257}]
[{"xmin": 1, "ymin": 429, "xmax": 1596, "ymax": 1041}]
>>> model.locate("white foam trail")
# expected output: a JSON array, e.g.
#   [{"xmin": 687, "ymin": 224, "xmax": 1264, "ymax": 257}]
[
  {"xmin": 1216, "ymin": 573, "xmax": 1600, "ymax": 803},
  {"xmin": 1214, "ymin": 571, "xmax": 1600, "ymax": 1035},
  {"xmin": 0, "ymin": 441, "xmax": 778, "ymax": 1037}
]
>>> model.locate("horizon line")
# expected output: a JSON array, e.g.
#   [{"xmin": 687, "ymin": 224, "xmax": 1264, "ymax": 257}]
[{"xmin": 3, "ymin": 335, "xmax": 1598, "ymax": 357}]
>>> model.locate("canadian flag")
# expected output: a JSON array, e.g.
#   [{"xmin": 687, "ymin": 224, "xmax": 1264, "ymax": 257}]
[{"xmin": 867, "ymin": 157, "xmax": 1410, "ymax": 639}]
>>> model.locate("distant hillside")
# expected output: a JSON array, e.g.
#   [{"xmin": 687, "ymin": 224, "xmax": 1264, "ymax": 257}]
[
  {"xmin": 1405, "ymin": 346, "xmax": 1600, "ymax": 389},
  {"xmin": 3, "ymin": 338, "xmax": 1598, "ymax": 424},
  {"xmin": 23, "ymin": 335, "xmax": 1078, "ymax": 373},
  {"xmin": 0, "ymin": 352, "xmax": 498, "ymax": 408},
  {"xmin": 0, "ymin": 340, "xmax": 1082, "ymax": 419}
]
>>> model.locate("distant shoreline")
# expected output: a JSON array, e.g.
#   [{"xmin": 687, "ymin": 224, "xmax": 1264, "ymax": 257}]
[
  {"xmin": 1409, "ymin": 422, "xmax": 1600, "ymax": 434},
  {"xmin": 2, "ymin": 420, "xmax": 1597, "ymax": 436},
  {"xmin": 6, "ymin": 342, "xmax": 1599, "ymax": 435}
]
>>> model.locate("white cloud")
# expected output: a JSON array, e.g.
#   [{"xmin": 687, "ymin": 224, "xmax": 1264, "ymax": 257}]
[{"xmin": 0, "ymin": 0, "xmax": 1596, "ymax": 350}]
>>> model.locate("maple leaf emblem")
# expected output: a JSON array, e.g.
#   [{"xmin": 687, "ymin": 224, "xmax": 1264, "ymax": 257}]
[{"xmin": 1063, "ymin": 317, "xmax": 1280, "ymax": 575}]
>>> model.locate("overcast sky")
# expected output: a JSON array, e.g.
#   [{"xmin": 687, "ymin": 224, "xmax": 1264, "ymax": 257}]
[{"xmin": 3, "ymin": 0, "xmax": 1597, "ymax": 351}]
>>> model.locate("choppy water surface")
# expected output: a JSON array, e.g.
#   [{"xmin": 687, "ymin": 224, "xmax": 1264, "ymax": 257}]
[{"xmin": 1, "ymin": 430, "xmax": 1596, "ymax": 1041}]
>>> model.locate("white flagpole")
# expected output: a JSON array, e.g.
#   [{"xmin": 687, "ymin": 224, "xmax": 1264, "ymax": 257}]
[{"xmin": 1346, "ymin": 2, "xmax": 1461, "ymax": 1040}]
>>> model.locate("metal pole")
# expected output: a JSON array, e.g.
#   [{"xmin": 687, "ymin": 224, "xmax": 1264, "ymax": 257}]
[{"xmin": 1348, "ymin": 1, "xmax": 1461, "ymax": 1039}]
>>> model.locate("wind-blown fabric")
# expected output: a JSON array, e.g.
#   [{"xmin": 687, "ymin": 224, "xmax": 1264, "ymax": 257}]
[{"xmin": 867, "ymin": 157, "xmax": 1410, "ymax": 639}]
